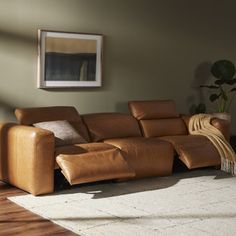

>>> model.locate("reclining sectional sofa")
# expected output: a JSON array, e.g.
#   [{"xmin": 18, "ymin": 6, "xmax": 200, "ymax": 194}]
[{"xmin": 0, "ymin": 100, "xmax": 229, "ymax": 195}]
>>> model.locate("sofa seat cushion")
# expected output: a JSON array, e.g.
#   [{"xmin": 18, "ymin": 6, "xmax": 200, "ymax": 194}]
[
  {"xmin": 159, "ymin": 135, "xmax": 221, "ymax": 169},
  {"xmin": 104, "ymin": 137, "xmax": 174, "ymax": 178},
  {"xmin": 56, "ymin": 148, "xmax": 135, "ymax": 185},
  {"xmin": 54, "ymin": 142, "xmax": 116, "ymax": 169}
]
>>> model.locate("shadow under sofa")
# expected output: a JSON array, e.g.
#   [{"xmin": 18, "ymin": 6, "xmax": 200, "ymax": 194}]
[{"xmin": 0, "ymin": 100, "xmax": 229, "ymax": 195}]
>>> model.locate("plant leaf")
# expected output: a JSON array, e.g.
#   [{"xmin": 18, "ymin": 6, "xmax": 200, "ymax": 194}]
[
  {"xmin": 225, "ymin": 78, "xmax": 236, "ymax": 85},
  {"xmin": 197, "ymin": 103, "xmax": 206, "ymax": 113},
  {"xmin": 230, "ymin": 87, "xmax": 236, "ymax": 92},
  {"xmin": 211, "ymin": 60, "xmax": 236, "ymax": 79},
  {"xmin": 215, "ymin": 79, "xmax": 226, "ymax": 85},
  {"xmin": 221, "ymin": 90, "xmax": 228, "ymax": 101},
  {"xmin": 209, "ymin": 93, "xmax": 220, "ymax": 102}
]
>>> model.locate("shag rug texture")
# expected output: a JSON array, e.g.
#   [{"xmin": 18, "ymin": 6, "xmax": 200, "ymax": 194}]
[{"xmin": 9, "ymin": 169, "xmax": 236, "ymax": 236}]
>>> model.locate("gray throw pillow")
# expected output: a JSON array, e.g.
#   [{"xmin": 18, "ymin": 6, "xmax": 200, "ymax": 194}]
[{"xmin": 33, "ymin": 120, "xmax": 87, "ymax": 147}]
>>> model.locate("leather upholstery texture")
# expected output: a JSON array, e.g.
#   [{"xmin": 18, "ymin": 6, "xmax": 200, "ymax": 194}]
[
  {"xmin": 82, "ymin": 113, "xmax": 142, "ymax": 142},
  {"xmin": 0, "ymin": 123, "xmax": 55, "ymax": 195},
  {"xmin": 54, "ymin": 143, "xmax": 116, "ymax": 169},
  {"xmin": 15, "ymin": 106, "xmax": 90, "ymax": 141},
  {"xmin": 210, "ymin": 118, "xmax": 230, "ymax": 142},
  {"xmin": 140, "ymin": 118, "xmax": 187, "ymax": 137},
  {"xmin": 55, "ymin": 142, "xmax": 115, "ymax": 156},
  {"xmin": 129, "ymin": 100, "xmax": 179, "ymax": 120},
  {"xmin": 104, "ymin": 137, "xmax": 174, "ymax": 178},
  {"xmin": 129, "ymin": 100, "xmax": 187, "ymax": 137},
  {"xmin": 15, "ymin": 106, "xmax": 80, "ymax": 124},
  {"xmin": 160, "ymin": 135, "xmax": 221, "ymax": 169},
  {"xmin": 128, "ymin": 100, "xmax": 227, "ymax": 170},
  {"xmin": 56, "ymin": 148, "xmax": 135, "ymax": 185},
  {"xmin": 181, "ymin": 114, "xmax": 230, "ymax": 141},
  {"xmin": 1, "ymin": 102, "xmax": 230, "ymax": 195}
]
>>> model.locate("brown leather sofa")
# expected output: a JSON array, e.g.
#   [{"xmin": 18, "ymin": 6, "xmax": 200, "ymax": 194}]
[
  {"xmin": 129, "ymin": 100, "xmax": 229, "ymax": 169},
  {"xmin": 0, "ymin": 100, "xmax": 229, "ymax": 195}
]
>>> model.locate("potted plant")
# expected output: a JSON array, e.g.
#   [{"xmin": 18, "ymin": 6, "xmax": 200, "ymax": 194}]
[{"xmin": 200, "ymin": 59, "xmax": 236, "ymax": 120}]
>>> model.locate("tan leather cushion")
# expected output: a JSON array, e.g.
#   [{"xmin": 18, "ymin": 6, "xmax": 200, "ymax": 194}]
[
  {"xmin": 159, "ymin": 135, "xmax": 221, "ymax": 169},
  {"xmin": 54, "ymin": 142, "xmax": 117, "ymax": 169},
  {"xmin": 211, "ymin": 118, "xmax": 230, "ymax": 142},
  {"xmin": 82, "ymin": 113, "xmax": 142, "ymax": 142},
  {"xmin": 104, "ymin": 137, "xmax": 174, "ymax": 178},
  {"xmin": 15, "ymin": 106, "xmax": 90, "ymax": 141},
  {"xmin": 0, "ymin": 123, "xmax": 55, "ymax": 195},
  {"xmin": 56, "ymin": 148, "xmax": 135, "ymax": 185},
  {"xmin": 140, "ymin": 118, "xmax": 187, "ymax": 137},
  {"xmin": 181, "ymin": 114, "xmax": 230, "ymax": 141},
  {"xmin": 15, "ymin": 106, "xmax": 80, "ymax": 124},
  {"xmin": 129, "ymin": 100, "xmax": 179, "ymax": 120},
  {"xmin": 34, "ymin": 120, "xmax": 86, "ymax": 147},
  {"xmin": 55, "ymin": 142, "xmax": 115, "ymax": 156}
]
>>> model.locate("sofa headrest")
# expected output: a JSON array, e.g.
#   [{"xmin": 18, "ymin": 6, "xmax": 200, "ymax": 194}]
[
  {"xmin": 129, "ymin": 100, "xmax": 179, "ymax": 120},
  {"xmin": 82, "ymin": 113, "xmax": 142, "ymax": 142},
  {"xmin": 15, "ymin": 106, "xmax": 90, "ymax": 141},
  {"xmin": 15, "ymin": 106, "xmax": 81, "ymax": 125}
]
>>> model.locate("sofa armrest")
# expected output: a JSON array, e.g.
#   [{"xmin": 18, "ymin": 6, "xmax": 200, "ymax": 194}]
[
  {"xmin": 0, "ymin": 123, "xmax": 55, "ymax": 195},
  {"xmin": 180, "ymin": 114, "xmax": 191, "ymax": 129},
  {"xmin": 180, "ymin": 114, "xmax": 230, "ymax": 141},
  {"xmin": 211, "ymin": 118, "xmax": 230, "ymax": 142}
]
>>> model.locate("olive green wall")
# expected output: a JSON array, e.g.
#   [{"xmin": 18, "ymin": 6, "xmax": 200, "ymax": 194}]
[{"xmin": 0, "ymin": 0, "xmax": 236, "ymax": 133}]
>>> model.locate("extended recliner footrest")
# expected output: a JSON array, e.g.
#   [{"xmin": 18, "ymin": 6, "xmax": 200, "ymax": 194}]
[
  {"xmin": 160, "ymin": 135, "xmax": 221, "ymax": 169},
  {"xmin": 56, "ymin": 148, "xmax": 135, "ymax": 185}
]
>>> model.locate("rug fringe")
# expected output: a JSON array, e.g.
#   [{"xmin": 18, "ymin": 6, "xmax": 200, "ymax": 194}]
[{"xmin": 221, "ymin": 157, "xmax": 236, "ymax": 176}]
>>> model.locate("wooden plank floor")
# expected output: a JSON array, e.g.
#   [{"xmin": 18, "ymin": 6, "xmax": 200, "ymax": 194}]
[{"xmin": 0, "ymin": 181, "xmax": 78, "ymax": 236}]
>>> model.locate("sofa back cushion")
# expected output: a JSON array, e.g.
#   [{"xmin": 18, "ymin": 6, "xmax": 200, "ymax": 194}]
[
  {"xmin": 129, "ymin": 100, "xmax": 187, "ymax": 137},
  {"xmin": 129, "ymin": 100, "xmax": 179, "ymax": 120},
  {"xmin": 15, "ymin": 106, "xmax": 90, "ymax": 141},
  {"xmin": 140, "ymin": 119, "xmax": 187, "ymax": 137},
  {"xmin": 82, "ymin": 113, "xmax": 142, "ymax": 142}
]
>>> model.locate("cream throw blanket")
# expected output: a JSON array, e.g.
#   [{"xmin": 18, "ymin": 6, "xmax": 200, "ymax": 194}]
[{"xmin": 188, "ymin": 114, "xmax": 236, "ymax": 176}]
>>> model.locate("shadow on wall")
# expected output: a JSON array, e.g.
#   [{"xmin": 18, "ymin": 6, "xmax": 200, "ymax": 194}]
[
  {"xmin": 0, "ymin": 99, "xmax": 17, "ymax": 180},
  {"xmin": 0, "ymin": 98, "xmax": 16, "ymax": 121},
  {"xmin": 0, "ymin": 29, "xmax": 35, "ymax": 121},
  {"xmin": 115, "ymin": 102, "xmax": 130, "ymax": 114},
  {"xmin": 0, "ymin": 29, "xmax": 111, "ymax": 91},
  {"xmin": 187, "ymin": 61, "xmax": 212, "ymax": 114},
  {"xmin": 0, "ymin": 28, "xmax": 36, "ymax": 47}
]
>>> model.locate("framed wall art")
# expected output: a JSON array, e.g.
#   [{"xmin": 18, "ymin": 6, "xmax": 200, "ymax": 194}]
[{"xmin": 37, "ymin": 30, "xmax": 103, "ymax": 88}]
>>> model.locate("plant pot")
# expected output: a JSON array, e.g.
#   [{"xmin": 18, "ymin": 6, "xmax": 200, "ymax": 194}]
[{"xmin": 212, "ymin": 112, "xmax": 231, "ymax": 122}]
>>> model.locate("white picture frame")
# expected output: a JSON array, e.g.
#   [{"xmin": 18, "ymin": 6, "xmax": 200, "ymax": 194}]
[{"xmin": 37, "ymin": 30, "xmax": 103, "ymax": 88}]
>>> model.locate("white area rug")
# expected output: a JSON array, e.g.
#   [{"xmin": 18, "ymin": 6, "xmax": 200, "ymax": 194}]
[{"xmin": 9, "ymin": 169, "xmax": 236, "ymax": 236}]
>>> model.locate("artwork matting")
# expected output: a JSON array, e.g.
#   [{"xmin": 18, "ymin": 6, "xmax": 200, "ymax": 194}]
[{"xmin": 37, "ymin": 30, "xmax": 103, "ymax": 88}]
